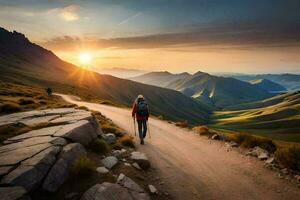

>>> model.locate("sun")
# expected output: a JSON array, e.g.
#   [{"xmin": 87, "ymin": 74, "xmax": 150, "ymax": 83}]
[{"xmin": 79, "ymin": 52, "xmax": 92, "ymax": 65}]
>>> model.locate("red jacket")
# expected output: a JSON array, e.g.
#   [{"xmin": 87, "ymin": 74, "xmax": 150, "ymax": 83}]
[{"xmin": 132, "ymin": 101, "xmax": 149, "ymax": 121}]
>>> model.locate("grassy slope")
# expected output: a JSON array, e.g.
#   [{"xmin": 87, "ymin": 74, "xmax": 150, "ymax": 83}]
[{"xmin": 210, "ymin": 92, "xmax": 300, "ymax": 142}]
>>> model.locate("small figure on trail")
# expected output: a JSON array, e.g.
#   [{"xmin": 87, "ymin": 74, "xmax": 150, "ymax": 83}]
[
  {"xmin": 46, "ymin": 87, "xmax": 52, "ymax": 96},
  {"xmin": 132, "ymin": 94, "xmax": 149, "ymax": 145}
]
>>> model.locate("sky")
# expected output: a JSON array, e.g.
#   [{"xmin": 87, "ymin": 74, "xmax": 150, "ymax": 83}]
[{"xmin": 0, "ymin": 0, "xmax": 300, "ymax": 74}]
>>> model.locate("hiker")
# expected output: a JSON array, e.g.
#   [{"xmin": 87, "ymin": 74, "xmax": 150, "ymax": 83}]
[{"xmin": 132, "ymin": 95, "xmax": 149, "ymax": 145}]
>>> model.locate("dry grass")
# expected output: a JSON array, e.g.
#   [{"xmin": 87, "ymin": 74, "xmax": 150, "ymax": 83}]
[
  {"xmin": 230, "ymin": 133, "xmax": 277, "ymax": 153},
  {"xmin": 93, "ymin": 111, "xmax": 124, "ymax": 137},
  {"xmin": 193, "ymin": 126, "xmax": 214, "ymax": 136},
  {"xmin": 89, "ymin": 139, "xmax": 109, "ymax": 154},
  {"xmin": 71, "ymin": 156, "xmax": 96, "ymax": 177},
  {"xmin": 275, "ymin": 146, "xmax": 300, "ymax": 171},
  {"xmin": 175, "ymin": 120, "xmax": 188, "ymax": 128},
  {"xmin": 119, "ymin": 135, "xmax": 135, "ymax": 148},
  {"xmin": 111, "ymin": 142, "xmax": 123, "ymax": 150}
]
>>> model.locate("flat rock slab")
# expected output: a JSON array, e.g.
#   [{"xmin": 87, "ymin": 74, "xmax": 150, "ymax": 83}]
[
  {"xmin": 1, "ymin": 146, "xmax": 61, "ymax": 192},
  {"xmin": 50, "ymin": 111, "xmax": 92, "ymax": 124},
  {"xmin": 43, "ymin": 143, "xmax": 86, "ymax": 192},
  {"xmin": 19, "ymin": 115, "xmax": 60, "ymax": 127},
  {"xmin": 0, "ymin": 186, "xmax": 29, "ymax": 200},
  {"xmin": 0, "ymin": 143, "xmax": 52, "ymax": 166}
]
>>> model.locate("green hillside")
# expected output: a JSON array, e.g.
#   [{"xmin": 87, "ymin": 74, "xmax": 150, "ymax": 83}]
[
  {"xmin": 210, "ymin": 92, "xmax": 300, "ymax": 142},
  {"xmin": 0, "ymin": 27, "xmax": 210, "ymax": 124}
]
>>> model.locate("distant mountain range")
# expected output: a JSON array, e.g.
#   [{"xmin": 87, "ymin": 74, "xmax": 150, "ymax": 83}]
[
  {"xmin": 97, "ymin": 67, "xmax": 147, "ymax": 78},
  {"xmin": 0, "ymin": 27, "xmax": 210, "ymax": 124},
  {"xmin": 229, "ymin": 74, "xmax": 300, "ymax": 91},
  {"xmin": 249, "ymin": 79, "xmax": 286, "ymax": 92},
  {"xmin": 131, "ymin": 71, "xmax": 274, "ymax": 108}
]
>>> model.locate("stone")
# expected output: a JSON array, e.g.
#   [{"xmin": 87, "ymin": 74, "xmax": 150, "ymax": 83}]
[
  {"xmin": 43, "ymin": 108, "xmax": 75, "ymax": 116},
  {"xmin": 0, "ymin": 186, "xmax": 29, "ymax": 200},
  {"xmin": 1, "ymin": 146, "xmax": 61, "ymax": 192},
  {"xmin": 81, "ymin": 182, "xmax": 134, "ymax": 200},
  {"xmin": 132, "ymin": 163, "xmax": 142, "ymax": 170},
  {"xmin": 65, "ymin": 192, "xmax": 79, "ymax": 199},
  {"xmin": 130, "ymin": 152, "xmax": 150, "ymax": 170},
  {"xmin": 281, "ymin": 168, "xmax": 289, "ymax": 175},
  {"xmin": 54, "ymin": 120, "xmax": 97, "ymax": 146},
  {"xmin": 101, "ymin": 156, "xmax": 118, "ymax": 169},
  {"xmin": 19, "ymin": 115, "xmax": 60, "ymax": 127},
  {"xmin": 265, "ymin": 157, "xmax": 275, "ymax": 164},
  {"xmin": 96, "ymin": 167, "xmax": 109, "ymax": 174},
  {"xmin": 43, "ymin": 143, "xmax": 86, "ymax": 192},
  {"xmin": 211, "ymin": 134, "xmax": 220, "ymax": 140},
  {"xmin": 148, "ymin": 185, "xmax": 158, "ymax": 194},
  {"xmin": 121, "ymin": 149, "xmax": 127, "ymax": 153},
  {"xmin": 117, "ymin": 174, "xmax": 150, "ymax": 200},
  {"xmin": 225, "ymin": 141, "xmax": 238, "ymax": 148},
  {"xmin": 248, "ymin": 146, "xmax": 269, "ymax": 158},
  {"xmin": 112, "ymin": 150, "xmax": 122, "ymax": 158},
  {"xmin": 0, "ymin": 143, "xmax": 52, "ymax": 166},
  {"xmin": 102, "ymin": 133, "xmax": 116, "ymax": 144},
  {"xmin": 294, "ymin": 175, "xmax": 300, "ymax": 182},
  {"xmin": 258, "ymin": 153, "xmax": 269, "ymax": 160},
  {"xmin": 124, "ymin": 163, "xmax": 131, "ymax": 167}
]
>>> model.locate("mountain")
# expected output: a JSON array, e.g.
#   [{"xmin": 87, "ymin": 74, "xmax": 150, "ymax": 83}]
[
  {"xmin": 131, "ymin": 71, "xmax": 191, "ymax": 88},
  {"xmin": 0, "ymin": 27, "xmax": 210, "ymax": 124},
  {"xmin": 132, "ymin": 71, "xmax": 273, "ymax": 108},
  {"xmin": 210, "ymin": 91, "xmax": 300, "ymax": 142},
  {"xmin": 231, "ymin": 74, "xmax": 300, "ymax": 91},
  {"xmin": 249, "ymin": 79, "xmax": 286, "ymax": 92},
  {"xmin": 97, "ymin": 67, "xmax": 147, "ymax": 78}
]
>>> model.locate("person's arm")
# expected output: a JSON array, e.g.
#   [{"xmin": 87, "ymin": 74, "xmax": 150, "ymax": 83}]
[
  {"xmin": 146, "ymin": 105, "xmax": 149, "ymax": 121},
  {"xmin": 132, "ymin": 103, "xmax": 137, "ymax": 118}
]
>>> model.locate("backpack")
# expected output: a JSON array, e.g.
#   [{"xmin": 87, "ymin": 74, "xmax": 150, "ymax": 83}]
[{"xmin": 137, "ymin": 99, "xmax": 149, "ymax": 117}]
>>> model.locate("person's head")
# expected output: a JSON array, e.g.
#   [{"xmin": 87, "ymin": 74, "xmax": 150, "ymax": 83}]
[{"xmin": 136, "ymin": 94, "xmax": 144, "ymax": 102}]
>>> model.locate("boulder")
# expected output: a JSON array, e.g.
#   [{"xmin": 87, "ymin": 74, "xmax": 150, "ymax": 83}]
[
  {"xmin": 101, "ymin": 156, "xmax": 118, "ymax": 169},
  {"xmin": 81, "ymin": 182, "xmax": 133, "ymax": 200},
  {"xmin": 50, "ymin": 111, "xmax": 92, "ymax": 124},
  {"xmin": 0, "ymin": 186, "xmax": 30, "ymax": 200},
  {"xmin": 19, "ymin": 115, "xmax": 60, "ymax": 127},
  {"xmin": 96, "ymin": 167, "xmax": 109, "ymax": 174},
  {"xmin": 130, "ymin": 152, "xmax": 150, "ymax": 170},
  {"xmin": 132, "ymin": 163, "xmax": 141, "ymax": 170},
  {"xmin": 225, "ymin": 141, "xmax": 238, "ymax": 148},
  {"xmin": 117, "ymin": 173, "xmax": 150, "ymax": 200},
  {"xmin": 102, "ymin": 133, "xmax": 116, "ymax": 144},
  {"xmin": 1, "ymin": 146, "xmax": 61, "ymax": 192},
  {"xmin": 0, "ymin": 166, "xmax": 14, "ymax": 177},
  {"xmin": 43, "ymin": 143, "xmax": 86, "ymax": 192},
  {"xmin": 112, "ymin": 150, "xmax": 122, "ymax": 158},
  {"xmin": 265, "ymin": 157, "xmax": 275, "ymax": 164},
  {"xmin": 54, "ymin": 120, "xmax": 97, "ymax": 146}
]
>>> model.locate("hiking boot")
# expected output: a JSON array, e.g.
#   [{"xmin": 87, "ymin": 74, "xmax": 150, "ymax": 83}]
[{"xmin": 140, "ymin": 139, "xmax": 144, "ymax": 145}]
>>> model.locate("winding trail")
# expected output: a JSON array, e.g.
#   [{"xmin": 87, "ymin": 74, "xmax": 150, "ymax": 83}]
[{"xmin": 59, "ymin": 94, "xmax": 300, "ymax": 200}]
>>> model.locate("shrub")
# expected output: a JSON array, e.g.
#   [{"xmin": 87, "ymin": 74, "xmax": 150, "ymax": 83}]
[
  {"xmin": 175, "ymin": 120, "xmax": 188, "ymax": 128},
  {"xmin": 18, "ymin": 98, "xmax": 35, "ymax": 105},
  {"xmin": 231, "ymin": 133, "xmax": 276, "ymax": 153},
  {"xmin": 71, "ymin": 156, "xmax": 96, "ymax": 176},
  {"xmin": 0, "ymin": 103, "xmax": 22, "ymax": 114},
  {"xmin": 89, "ymin": 139, "xmax": 109, "ymax": 154},
  {"xmin": 111, "ymin": 142, "xmax": 123, "ymax": 150},
  {"xmin": 101, "ymin": 124, "xmax": 124, "ymax": 137},
  {"xmin": 120, "ymin": 135, "xmax": 135, "ymax": 148},
  {"xmin": 192, "ymin": 126, "xmax": 213, "ymax": 136},
  {"xmin": 275, "ymin": 146, "xmax": 300, "ymax": 171}
]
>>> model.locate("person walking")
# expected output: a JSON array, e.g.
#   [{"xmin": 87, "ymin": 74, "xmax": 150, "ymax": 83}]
[{"xmin": 132, "ymin": 95, "xmax": 149, "ymax": 145}]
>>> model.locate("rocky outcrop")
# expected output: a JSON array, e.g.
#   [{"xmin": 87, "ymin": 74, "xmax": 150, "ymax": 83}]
[
  {"xmin": 81, "ymin": 174, "xmax": 150, "ymax": 200},
  {"xmin": 0, "ymin": 108, "xmax": 102, "ymax": 197}
]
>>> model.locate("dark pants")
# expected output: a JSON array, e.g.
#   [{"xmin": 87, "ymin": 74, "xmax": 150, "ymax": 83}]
[{"xmin": 137, "ymin": 120, "xmax": 147, "ymax": 140}]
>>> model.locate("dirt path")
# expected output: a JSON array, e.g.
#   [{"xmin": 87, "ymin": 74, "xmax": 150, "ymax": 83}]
[{"xmin": 59, "ymin": 94, "xmax": 300, "ymax": 200}]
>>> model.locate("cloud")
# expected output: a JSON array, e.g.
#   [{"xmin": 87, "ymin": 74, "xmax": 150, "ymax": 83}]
[
  {"xmin": 41, "ymin": 21, "xmax": 300, "ymax": 51},
  {"xmin": 48, "ymin": 5, "xmax": 80, "ymax": 22}
]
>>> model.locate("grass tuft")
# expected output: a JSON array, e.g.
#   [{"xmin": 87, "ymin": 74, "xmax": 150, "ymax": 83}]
[
  {"xmin": 175, "ymin": 120, "xmax": 188, "ymax": 128},
  {"xmin": 231, "ymin": 133, "xmax": 277, "ymax": 153},
  {"xmin": 71, "ymin": 156, "xmax": 96, "ymax": 177},
  {"xmin": 193, "ymin": 126, "xmax": 214, "ymax": 136},
  {"xmin": 18, "ymin": 98, "xmax": 35, "ymax": 105},
  {"xmin": 275, "ymin": 146, "xmax": 300, "ymax": 171},
  {"xmin": 89, "ymin": 139, "xmax": 109, "ymax": 154},
  {"xmin": 119, "ymin": 135, "xmax": 135, "ymax": 148},
  {"xmin": 0, "ymin": 103, "xmax": 22, "ymax": 114}
]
